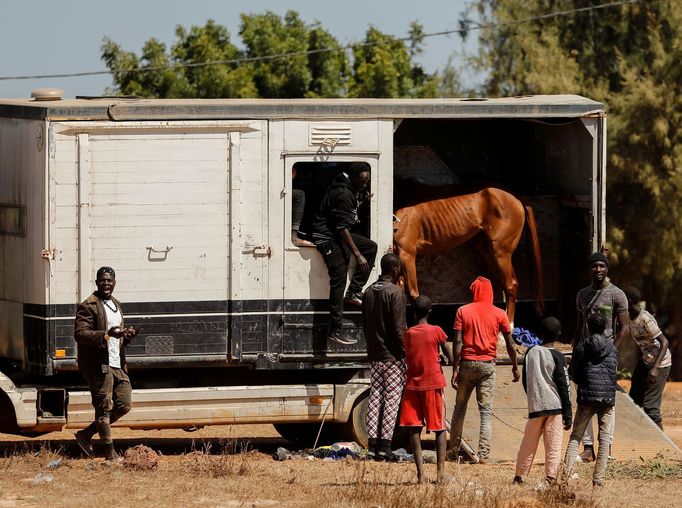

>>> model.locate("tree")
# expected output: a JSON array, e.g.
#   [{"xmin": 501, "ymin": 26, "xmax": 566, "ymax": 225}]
[
  {"xmin": 101, "ymin": 14, "xmax": 455, "ymax": 100},
  {"xmin": 348, "ymin": 23, "xmax": 439, "ymax": 98},
  {"xmin": 102, "ymin": 20, "xmax": 256, "ymax": 98},
  {"xmin": 239, "ymin": 11, "xmax": 349, "ymax": 98},
  {"xmin": 467, "ymin": 0, "xmax": 682, "ymax": 377}
]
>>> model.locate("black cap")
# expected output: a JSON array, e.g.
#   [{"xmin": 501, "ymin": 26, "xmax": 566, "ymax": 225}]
[{"xmin": 588, "ymin": 251, "xmax": 609, "ymax": 267}]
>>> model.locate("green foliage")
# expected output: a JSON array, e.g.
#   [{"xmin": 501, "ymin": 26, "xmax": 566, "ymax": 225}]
[
  {"xmin": 349, "ymin": 23, "xmax": 441, "ymax": 98},
  {"xmin": 468, "ymin": 1, "xmax": 583, "ymax": 96},
  {"xmin": 101, "ymin": 13, "xmax": 458, "ymax": 99},
  {"xmin": 607, "ymin": 454, "xmax": 682, "ymax": 480},
  {"xmin": 605, "ymin": 6, "xmax": 682, "ymax": 302},
  {"xmin": 102, "ymin": 20, "xmax": 256, "ymax": 98},
  {"xmin": 240, "ymin": 11, "xmax": 315, "ymax": 98},
  {"xmin": 173, "ymin": 21, "xmax": 257, "ymax": 98}
]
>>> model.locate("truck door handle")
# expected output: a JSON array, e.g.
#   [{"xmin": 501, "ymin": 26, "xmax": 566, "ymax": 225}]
[
  {"xmin": 146, "ymin": 245, "xmax": 173, "ymax": 261},
  {"xmin": 251, "ymin": 246, "xmax": 271, "ymax": 258}
]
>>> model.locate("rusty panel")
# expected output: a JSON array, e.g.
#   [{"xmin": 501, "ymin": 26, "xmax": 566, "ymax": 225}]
[
  {"xmin": 416, "ymin": 196, "xmax": 560, "ymax": 305},
  {"xmin": 443, "ymin": 365, "xmax": 682, "ymax": 463}
]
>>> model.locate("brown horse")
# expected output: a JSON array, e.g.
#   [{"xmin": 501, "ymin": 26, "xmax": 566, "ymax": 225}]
[{"xmin": 393, "ymin": 187, "xmax": 543, "ymax": 324}]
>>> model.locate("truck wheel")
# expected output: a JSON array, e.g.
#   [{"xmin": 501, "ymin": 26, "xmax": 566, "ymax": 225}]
[
  {"xmin": 273, "ymin": 423, "xmax": 340, "ymax": 448},
  {"xmin": 341, "ymin": 391, "xmax": 369, "ymax": 448}
]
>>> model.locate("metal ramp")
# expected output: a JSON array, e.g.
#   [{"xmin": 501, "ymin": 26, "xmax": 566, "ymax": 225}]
[{"xmin": 443, "ymin": 365, "xmax": 682, "ymax": 463}]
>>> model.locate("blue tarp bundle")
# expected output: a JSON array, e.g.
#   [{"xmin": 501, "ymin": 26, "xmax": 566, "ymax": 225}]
[{"xmin": 512, "ymin": 327, "xmax": 542, "ymax": 347}]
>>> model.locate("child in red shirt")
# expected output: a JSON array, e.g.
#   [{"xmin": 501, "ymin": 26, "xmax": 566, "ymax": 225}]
[{"xmin": 400, "ymin": 295, "xmax": 453, "ymax": 483}]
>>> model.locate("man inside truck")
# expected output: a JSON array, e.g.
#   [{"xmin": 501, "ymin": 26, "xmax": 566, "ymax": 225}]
[
  {"xmin": 73, "ymin": 266, "xmax": 138, "ymax": 461},
  {"xmin": 312, "ymin": 162, "xmax": 378, "ymax": 345}
]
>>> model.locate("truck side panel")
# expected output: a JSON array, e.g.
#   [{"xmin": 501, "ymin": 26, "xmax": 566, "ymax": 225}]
[
  {"xmin": 44, "ymin": 122, "xmax": 267, "ymax": 370},
  {"xmin": 0, "ymin": 118, "xmax": 48, "ymax": 369}
]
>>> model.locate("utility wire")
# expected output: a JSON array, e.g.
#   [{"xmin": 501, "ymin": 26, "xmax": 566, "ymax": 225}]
[{"xmin": 0, "ymin": 0, "xmax": 641, "ymax": 82}]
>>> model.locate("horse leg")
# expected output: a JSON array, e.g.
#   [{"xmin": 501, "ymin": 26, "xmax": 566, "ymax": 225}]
[
  {"xmin": 491, "ymin": 247, "xmax": 519, "ymax": 326},
  {"xmin": 398, "ymin": 248, "xmax": 419, "ymax": 300}
]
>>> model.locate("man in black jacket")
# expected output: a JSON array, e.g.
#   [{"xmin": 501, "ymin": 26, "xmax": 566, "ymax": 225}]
[
  {"xmin": 312, "ymin": 162, "xmax": 378, "ymax": 345},
  {"xmin": 74, "ymin": 266, "xmax": 138, "ymax": 460},
  {"xmin": 362, "ymin": 253, "xmax": 407, "ymax": 459},
  {"xmin": 562, "ymin": 313, "xmax": 618, "ymax": 487}
]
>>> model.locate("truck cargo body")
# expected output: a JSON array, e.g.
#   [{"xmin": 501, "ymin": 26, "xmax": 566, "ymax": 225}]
[{"xmin": 0, "ymin": 96, "xmax": 605, "ymax": 436}]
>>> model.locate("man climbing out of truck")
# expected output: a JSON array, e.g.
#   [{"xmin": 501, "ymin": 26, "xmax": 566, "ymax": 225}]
[
  {"xmin": 363, "ymin": 253, "xmax": 407, "ymax": 460},
  {"xmin": 291, "ymin": 164, "xmax": 314, "ymax": 247},
  {"xmin": 312, "ymin": 161, "xmax": 378, "ymax": 345},
  {"xmin": 74, "ymin": 266, "xmax": 138, "ymax": 460}
]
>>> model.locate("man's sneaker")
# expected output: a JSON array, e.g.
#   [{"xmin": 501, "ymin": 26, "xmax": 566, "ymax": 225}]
[
  {"xmin": 74, "ymin": 430, "xmax": 94, "ymax": 458},
  {"xmin": 344, "ymin": 292, "xmax": 363, "ymax": 307},
  {"xmin": 328, "ymin": 329, "xmax": 358, "ymax": 345},
  {"xmin": 579, "ymin": 446, "xmax": 596, "ymax": 463}
]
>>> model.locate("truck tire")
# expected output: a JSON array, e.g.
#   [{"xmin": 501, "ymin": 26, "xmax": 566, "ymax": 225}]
[
  {"xmin": 340, "ymin": 390, "xmax": 410, "ymax": 450},
  {"xmin": 341, "ymin": 391, "xmax": 369, "ymax": 448}
]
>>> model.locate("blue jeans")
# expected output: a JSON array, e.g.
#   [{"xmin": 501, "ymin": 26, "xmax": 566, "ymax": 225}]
[{"xmin": 449, "ymin": 360, "xmax": 496, "ymax": 459}]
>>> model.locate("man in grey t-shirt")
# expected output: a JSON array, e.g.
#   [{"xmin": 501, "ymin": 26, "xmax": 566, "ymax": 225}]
[
  {"xmin": 574, "ymin": 252, "xmax": 629, "ymax": 348},
  {"xmin": 573, "ymin": 251, "xmax": 629, "ymax": 462}
]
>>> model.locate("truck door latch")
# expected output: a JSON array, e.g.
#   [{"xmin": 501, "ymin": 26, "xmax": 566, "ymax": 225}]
[{"xmin": 251, "ymin": 246, "xmax": 272, "ymax": 258}]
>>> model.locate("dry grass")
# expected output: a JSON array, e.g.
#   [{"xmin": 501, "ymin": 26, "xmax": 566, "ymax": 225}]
[
  {"xmin": 322, "ymin": 460, "xmax": 600, "ymax": 508},
  {"xmin": 181, "ymin": 439, "xmax": 262, "ymax": 478},
  {"xmin": 0, "ymin": 445, "xmax": 680, "ymax": 508},
  {"xmin": 2, "ymin": 382, "xmax": 682, "ymax": 508}
]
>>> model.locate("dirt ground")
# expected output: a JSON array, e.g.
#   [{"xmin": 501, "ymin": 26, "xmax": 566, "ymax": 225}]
[{"xmin": 0, "ymin": 384, "xmax": 681, "ymax": 508}]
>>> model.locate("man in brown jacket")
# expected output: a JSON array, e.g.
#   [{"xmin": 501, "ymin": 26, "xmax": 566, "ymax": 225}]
[
  {"xmin": 362, "ymin": 253, "xmax": 407, "ymax": 459},
  {"xmin": 74, "ymin": 266, "xmax": 137, "ymax": 460}
]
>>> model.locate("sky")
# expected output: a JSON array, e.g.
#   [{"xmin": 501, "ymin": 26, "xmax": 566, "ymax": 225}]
[{"xmin": 0, "ymin": 0, "xmax": 479, "ymax": 99}]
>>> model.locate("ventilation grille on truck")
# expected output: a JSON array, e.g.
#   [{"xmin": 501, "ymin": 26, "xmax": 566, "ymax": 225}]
[
  {"xmin": 145, "ymin": 335, "xmax": 174, "ymax": 355},
  {"xmin": 309, "ymin": 124, "xmax": 352, "ymax": 146}
]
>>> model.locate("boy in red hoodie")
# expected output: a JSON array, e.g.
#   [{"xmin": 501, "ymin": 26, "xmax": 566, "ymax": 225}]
[
  {"xmin": 400, "ymin": 295, "xmax": 453, "ymax": 483},
  {"xmin": 448, "ymin": 276, "xmax": 520, "ymax": 463}
]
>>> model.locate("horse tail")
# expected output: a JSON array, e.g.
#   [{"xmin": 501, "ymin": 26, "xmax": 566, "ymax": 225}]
[{"xmin": 523, "ymin": 204, "xmax": 544, "ymax": 315}]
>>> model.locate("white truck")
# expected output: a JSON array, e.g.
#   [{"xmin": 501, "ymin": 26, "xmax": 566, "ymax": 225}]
[{"xmin": 0, "ymin": 93, "xmax": 605, "ymax": 445}]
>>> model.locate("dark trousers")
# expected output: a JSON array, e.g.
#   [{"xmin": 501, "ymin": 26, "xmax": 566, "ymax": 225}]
[
  {"xmin": 629, "ymin": 359, "xmax": 670, "ymax": 425},
  {"xmin": 292, "ymin": 189, "xmax": 306, "ymax": 232},
  {"xmin": 82, "ymin": 367, "xmax": 132, "ymax": 444},
  {"xmin": 317, "ymin": 234, "xmax": 377, "ymax": 332}
]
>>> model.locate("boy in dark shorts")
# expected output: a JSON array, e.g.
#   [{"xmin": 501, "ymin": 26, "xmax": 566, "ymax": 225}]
[{"xmin": 399, "ymin": 295, "xmax": 453, "ymax": 483}]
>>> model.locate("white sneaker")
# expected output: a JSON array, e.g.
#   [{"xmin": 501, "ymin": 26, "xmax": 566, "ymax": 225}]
[{"xmin": 534, "ymin": 481, "xmax": 549, "ymax": 492}]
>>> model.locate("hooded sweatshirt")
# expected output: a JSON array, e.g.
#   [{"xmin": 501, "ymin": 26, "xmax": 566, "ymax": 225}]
[
  {"xmin": 454, "ymin": 276, "xmax": 511, "ymax": 361},
  {"xmin": 362, "ymin": 275, "xmax": 407, "ymax": 362},
  {"xmin": 522, "ymin": 345, "xmax": 572, "ymax": 427},
  {"xmin": 311, "ymin": 172, "xmax": 359, "ymax": 244},
  {"xmin": 571, "ymin": 333, "xmax": 618, "ymax": 407}
]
